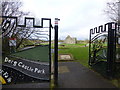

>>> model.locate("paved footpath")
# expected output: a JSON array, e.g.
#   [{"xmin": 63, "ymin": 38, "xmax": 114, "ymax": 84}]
[{"xmin": 58, "ymin": 62, "xmax": 117, "ymax": 88}]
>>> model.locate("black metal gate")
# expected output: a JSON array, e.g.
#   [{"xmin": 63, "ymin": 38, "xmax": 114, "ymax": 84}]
[
  {"xmin": 0, "ymin": 16, "xmax": 53, "ymax": 84},
  {"xmin": 89, "ymin": 22, "xmax": 120, "ymax": 77}
]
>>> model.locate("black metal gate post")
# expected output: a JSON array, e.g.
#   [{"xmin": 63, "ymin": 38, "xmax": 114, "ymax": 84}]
[
  {"xmin": 89, "ymin": 29, "xmax": 92, "ymax": 66},
  {"xmin": 107, "ymin": 22, "xmax": 117, "ymax": 77},
  {"xmin": 49, "ymin": 19, "xmax": 52, "ymax": 83},
  {"xmin": 54, "ymin": 18, "xmax": 60, "ymax": 86}
]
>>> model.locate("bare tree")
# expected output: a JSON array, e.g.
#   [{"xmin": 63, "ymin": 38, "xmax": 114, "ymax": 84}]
[
  {"xmin": 1, "ymin": 0, "xmax": 36, "ymax": 52},
  {"xmin": 104, "ymin": 0, "xmax": 120, "ymax": 23}
]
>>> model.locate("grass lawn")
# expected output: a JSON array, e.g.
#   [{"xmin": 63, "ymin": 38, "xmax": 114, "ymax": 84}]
[
  {"xmin": 58, "ymin": 43, "xmax": 89, "ymax": 67},
  {"xmin": 11, "ymin": 46, "xmax": 49, "ymax": 62},
  {"xmin": 59, "ymin": 47, "xmax": 89, "ymax": 67}
]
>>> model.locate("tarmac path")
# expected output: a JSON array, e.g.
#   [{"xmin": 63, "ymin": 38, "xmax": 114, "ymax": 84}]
[{"xmin": 58, "ymin": 62, "xmax": 117, "ymax": 88}]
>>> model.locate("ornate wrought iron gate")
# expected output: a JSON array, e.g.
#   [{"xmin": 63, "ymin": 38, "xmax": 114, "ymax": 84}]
[
  {"xmin": 89, "ymin": 22, "xmax": 120, "ymax": 77},
  {"xmin": 0, "ymin": 16, "xmax": 53, "ymax": 84}
]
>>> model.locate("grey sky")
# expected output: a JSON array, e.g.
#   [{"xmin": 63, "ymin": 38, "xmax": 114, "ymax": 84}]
[{"xmin": 20, "ymin": 0, "xmax": 111, "ymax": 40}]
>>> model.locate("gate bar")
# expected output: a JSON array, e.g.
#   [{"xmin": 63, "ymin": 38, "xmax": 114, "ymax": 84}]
[
  {"xmin": 107, "ymin": 22, "xmax": 117, "ymax": 77},
  {"xmin": 54, "ymin": 18, "xmax": 60, "ymax": 86}
]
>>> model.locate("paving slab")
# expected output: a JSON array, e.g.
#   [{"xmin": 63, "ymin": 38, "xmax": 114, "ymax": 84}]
[{"xmin": 58, "ymin": 62, "xmax": 117, "ymax": 88}]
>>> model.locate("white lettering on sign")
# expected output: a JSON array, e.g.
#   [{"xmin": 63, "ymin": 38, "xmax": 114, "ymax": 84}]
[
  {"xmin": 4, "ymin": 57, "xmax": 8, "ymax": 62},
  {"xmin": 0, "ymin": 69, "xmax": 4, "ymax": 74},
  {"xmin": 18, "ymin": 62, "xmax": 22, "ymax": 67},
  {"xmin": 5, "ymin": 57, "xmax": 15, "ymax": 65},
  {"xmin": 0, "ymin": 68, "xmax": 12, "ymax": 83},
  {"xmin": 7, "ymin": 77, "xmax": 12, "ymax": 83},
  {"xmin": 13, "ymin": 61, "xmax": 17, "ymax": 66},
  {"xmin": 4, "ymin": 57, "xmax": 46, "ymax": 74},
  {"xmin": 3, "ymin": 72, "xmax": 9, "ymax": 78},
  {"xmin": 34, "ymin": 68, "xmax": 45, "ymax": 74},
  {"xmin": 18, "ymin": 62, "xmax": 34, "ymax": 72}
]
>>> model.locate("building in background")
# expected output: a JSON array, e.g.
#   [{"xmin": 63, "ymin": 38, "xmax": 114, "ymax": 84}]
[{"xmin": 64, "ymin": 35, "xmax": 77, "ymax": 44}]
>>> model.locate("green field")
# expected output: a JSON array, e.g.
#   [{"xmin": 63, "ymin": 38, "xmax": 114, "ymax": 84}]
[
  {"xmin": 58, "ymin": 44, "xmax": 89, "ymax": 67},
  {"xmin": 11, "ymin": 46, "xmax": 49, "ymax": 62}
]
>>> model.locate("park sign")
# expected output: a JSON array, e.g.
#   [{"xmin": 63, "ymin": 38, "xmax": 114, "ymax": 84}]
[
  {"xmin": 4, "ymin": 56, "xmax": 49, "ymax": 80},
  {"xmin": 2, "ymin": 56, "xmax": 50, "ymax": 84}
]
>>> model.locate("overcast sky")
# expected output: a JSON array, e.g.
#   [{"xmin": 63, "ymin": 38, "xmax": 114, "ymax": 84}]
[{"xmin": 20, "ymin": 0, "xmax": 111, "ymax": 40}]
